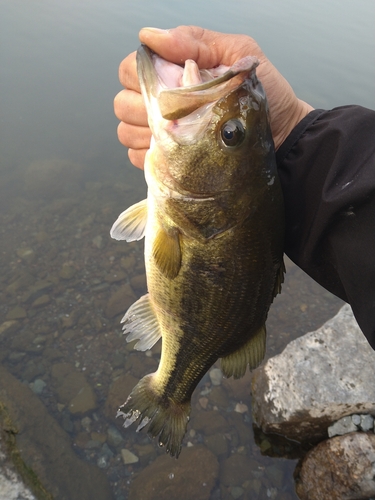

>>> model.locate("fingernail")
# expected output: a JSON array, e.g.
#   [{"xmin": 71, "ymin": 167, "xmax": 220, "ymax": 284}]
[{"xmin": 142, "ymin": 27, "xmax": 169, "ymax": 34}]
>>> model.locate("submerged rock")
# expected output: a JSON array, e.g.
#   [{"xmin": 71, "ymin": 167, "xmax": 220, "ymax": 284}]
[
  {"xmin": 252, "ymin": 305, "xmax": 375, "ymax": 441},
  {"xmin": 128, "ymin": 445, "xmax": 219, "ymax": 500},
  {"xmin": 295, "ymin": 432, "xmax": 375, "ymax": 500},
  {"xmin": 0, "ymin": 365, "xmax": 112, "ymax": 500}
]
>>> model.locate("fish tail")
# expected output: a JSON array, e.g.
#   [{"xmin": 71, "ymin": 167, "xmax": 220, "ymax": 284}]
[{"xmin": 117, "ymin": 374, "xmax": 190, "ymax": 458}]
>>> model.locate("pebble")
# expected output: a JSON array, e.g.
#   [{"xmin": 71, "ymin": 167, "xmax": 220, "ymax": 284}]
[
  {"xmin": 360, "ymin": 414, "xmax": 374, "ymax": 431},
  {"xmin": 107, "ymin": 426, "xmax": 124, "ymax": 447},
  {"xmin": 234, "ymin": 403, "xmax": 248, "ymax": 414},
  {"xmin": 6, "ymin": 306, "xmax": 27, "ymax": 320},
  {"xmin": 121, "ymin": 449, "xmax": 139, "ymax": 465},
  {"xmin": 231, "ymin": 486, "xmax": 244, "ymax": 499},
  {"xmin": 209, "ymin": 368, "xmax": 223, "ymax": 386},
  {"xmin": 328, "ymin": 415, "xmax": 358, "ymax": 438},
  {"xmin": 31, "ymin": 379, "xmax": 47, "ymax": 395}
]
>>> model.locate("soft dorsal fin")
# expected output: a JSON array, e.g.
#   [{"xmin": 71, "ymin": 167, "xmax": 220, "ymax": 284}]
[
  {"xmin": 110, "ymin": 199, "xmax": 148, "ymax": 241},
  {"xmin": 153, "ymin": 226, "xmax": 181, "ymax": 279},
  {"xmin": 122, "ymin": 293, "xmax": 161, "ymax": 351},
  {"xmin": 221, "ymin": 325, "xmax": 266, "ymax": 379}
]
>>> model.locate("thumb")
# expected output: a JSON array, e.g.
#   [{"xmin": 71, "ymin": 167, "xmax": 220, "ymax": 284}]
[{"xmin": 139, "ymin": 26, "xmax": 261, "ymax": 69}]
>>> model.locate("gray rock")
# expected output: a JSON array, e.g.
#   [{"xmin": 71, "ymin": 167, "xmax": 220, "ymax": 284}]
[
  {"xmin": 252, "ymin": 305, "xmax": 375, "ymax": 441},
  {"xmin": 30, "ymin": 379, "xmax": 46, "ymax": 395},
  {"xmin": 361, "ymin": 414, "xmax": 375, "ymax": 432},
  {"xmin": 328, "ymin": 416, "xmax": 358, "ymax": 437},
  {"xmin": 296, "ymin": 432, "xmax": 375, "ymax": 500},
  {"xmin": 351, "ymin": 414, "xmax": 361, "ymax": 426}
]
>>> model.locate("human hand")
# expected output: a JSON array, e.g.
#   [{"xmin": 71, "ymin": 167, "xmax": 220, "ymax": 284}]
[{"xmin": 114, "ymin": 26, "xmax": 314, "ymax": 169}]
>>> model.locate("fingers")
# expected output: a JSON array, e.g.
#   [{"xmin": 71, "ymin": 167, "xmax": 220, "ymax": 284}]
[
  {"xmin": 118, "ymin": 52, "xmax": 140, "ymax": 91},
  {"xmin": 117, "ymin": 121, "xmax": 151, "ymax": 148},
  {"xmin": 128, "ymin": 148, "xmax": 147, "ymax": 170},
  {"xmin": 114, "ymin": 89, "xmax": 147, "ymax": 125}
]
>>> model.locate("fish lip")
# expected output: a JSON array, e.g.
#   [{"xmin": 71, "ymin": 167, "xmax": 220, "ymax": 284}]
[{"xmin": 136, "ymin": 44, "xmax": 260, "ymax": 120}]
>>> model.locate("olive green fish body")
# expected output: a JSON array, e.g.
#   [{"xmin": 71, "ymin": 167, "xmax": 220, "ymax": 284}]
[{"xmin": 110, "ymin": 45, "xmax": 284, "ymax": 457}]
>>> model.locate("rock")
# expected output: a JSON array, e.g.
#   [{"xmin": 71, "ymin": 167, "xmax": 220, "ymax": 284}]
[
  {"xmin": 31, "ymin": 294, "xmax": 50, "ymax": 308},
  {"xmin": 121, "ymin": 448, "xmax": 139, "ymax": 464},
  {"xmin": 190, "ymin": 410, "xmax": 230, "ymax": 436},
  {"xmin": 0, "ymin": 320, "xmax": 19, "ymax": 336},
  {"xmin": 295, "ymin": 432, "xmax": 375, "ymax": 500},
  {"xmin": 107, "ymin": 425, "xmax": 124, "ymax": 447},
  {"xmin": 252, "ymin": 305, "xmax": 375, "ymax": 441},
  {"xmin": 6, "ymin": 307, "xmax": 27, "ymax": 320},
  {"xmin": 0, "ymin": 365, "xmax": 112, "ymax": 500},
  {"xmin": 69, "ymin": 385, "xmax": 97, "ymax": 415},
  {"xmin": 104, "ymin": 373, "xmax": 138, "ymax": 423},
  {"xmin": 59, "ymin": 263, "xmax": 75, "ymax": 280},
  {"xmin": 31, "ymin": 379, "xmax": 47, "ymax": 395},
  {"xmin": 105, "ymin": 284, "xmax": 136, "ymax": 319},
  {"xmin": 16, "ymin": 247, "xmax": 35, "ymax": 263},
  {"xmin": 328, "ymin": 416, "xmax": 358, "ymax": 437},
  {"xmin": 209, "ymin": 368, "xmax": 223, "ymax": 386},
  {"xmin": 50, "ymin": 363, "xmax": 98, "ymax": 415},
  {"xmin": 361, "ymin": 414, "xmax": 375, "ymax": 432},
  {"xmin": 129, "ymin": 445, "xmax": 219, "ymax": 500}
]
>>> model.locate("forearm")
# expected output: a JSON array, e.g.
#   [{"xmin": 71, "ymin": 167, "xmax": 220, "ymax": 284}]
[{"xmin": 276, "ymin": 105, "xmax": 375, "ymax": 348}]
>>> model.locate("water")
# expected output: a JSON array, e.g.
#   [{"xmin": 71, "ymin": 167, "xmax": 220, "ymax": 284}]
[{"xmin": 0, "ymin": 0, "xmax": 374, "ymax": 499}]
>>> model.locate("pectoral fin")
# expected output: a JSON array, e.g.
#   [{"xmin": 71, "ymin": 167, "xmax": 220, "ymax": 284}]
[
  {"xmin": 122, "ymin": 293, "xmax": 161, "ymax": 351},
  {"xmin": 153, "ymin": 227, "xmax": 181, "ymax": 279},
  {"xmin": 110, "ymin": 199, "xmax": 148, "ymax": 241},
  {"xmin": 221, "ymin": 325, "xmax": 266, "ymax": 379}
]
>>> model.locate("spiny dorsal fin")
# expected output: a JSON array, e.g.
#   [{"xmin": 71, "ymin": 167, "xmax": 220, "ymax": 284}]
[
  {"xmin": 273, "ymin": 258, "xmax": 286, "ymax": 298},
  {"xmin": 121, "ymin": 293, "xmax": 161, "ymax": 351},
  {"xmin": 110, "ymin": 199, "xmax": 148, "ymax": 241},
  {"xmin": 221, "ymin": 325, "xmax": 266, "ymax": 379},
  {"xmin": 153, "ymin": 226, "xmax": 181, "ymax": 279}
]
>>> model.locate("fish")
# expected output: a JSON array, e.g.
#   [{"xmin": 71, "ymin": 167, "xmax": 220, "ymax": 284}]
[{"xmin": 110, "ymin": 44, "xmax": 285, "ymax": 457}]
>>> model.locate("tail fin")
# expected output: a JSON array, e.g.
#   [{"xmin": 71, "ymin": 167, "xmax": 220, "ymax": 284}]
[{"xmin": 117, "ymin": 374, "xmax": 190, "ymax": 458}]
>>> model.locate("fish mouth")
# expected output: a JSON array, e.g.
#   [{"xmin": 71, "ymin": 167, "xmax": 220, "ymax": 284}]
[{"xmin": 136, "ymin": 44, "xmax": 259, "ymax": 121}]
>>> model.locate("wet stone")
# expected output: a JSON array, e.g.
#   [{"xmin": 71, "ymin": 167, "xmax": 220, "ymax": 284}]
[
  {"xmin": 121, "ymin": 449, "xmax": 139, "ymax": 464},
  {"xmin": 360, "ymin": 414, "xmax": 374, "ymax": 431},
  {"xmin": 0, "ymin": 320, "xmax": 19, "ymax": 336},
  {"xmin": 59, "ymin": 264, "xmax": 76, "ymax": 280},
  {"xmin": 209, "ymin": 368, "xmax": 223, "ymax": 386},
  {"xmin": 6, "ymin": 306, "xmax": 27, "ymax": 320},
  {"xmin": 105, "ymin": 284, "xmax": 136, "ymax": 319},
  {"xmin": 296, "ymin": 432, "xmax": 375, "ymax": 500},
  {"xmin": 328, "ymin": 416, "xmax": 358, "ymax": 437},
  {"xmin": 31, "ymin": 379, "xmax": 46, "ymax": 395},
  {"xmin": 252, "ymin": 304, "xmax": 375, "ymax": 442},
  {"xmin": 129, "ymin": 445, "xmax": 219, "ymax": 500},
  {"xmin": 31, "ymin": 294, "xmax": 50, "ymax": 308},
  {"xmin": 204, "ymin": 433, "xmax": 229, "ymax": 458},
  {"xmin": 107, "ymin": 425, "xmax": 124, "ymax": 447}
]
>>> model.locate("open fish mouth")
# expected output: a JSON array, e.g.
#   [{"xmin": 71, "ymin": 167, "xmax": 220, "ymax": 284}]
[{"xmin": 137, "ymin": 44, "xmax": 260, "ymax": 121}]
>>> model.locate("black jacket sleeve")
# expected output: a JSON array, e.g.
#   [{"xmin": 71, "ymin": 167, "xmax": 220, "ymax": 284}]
[{"xmin": 276, "ymin": 105, "xmax": 375, "ymax": 349}]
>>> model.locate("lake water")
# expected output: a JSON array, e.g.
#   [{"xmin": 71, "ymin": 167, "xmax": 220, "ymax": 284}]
[{"xmin": 0, "ymin": 0, "xmax": 374, "ymax": 499}]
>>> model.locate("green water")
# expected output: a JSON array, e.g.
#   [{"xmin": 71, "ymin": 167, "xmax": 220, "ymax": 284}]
[{"xmin": 0, "ymin": 0, "xmax": 374, "ymax": 498}]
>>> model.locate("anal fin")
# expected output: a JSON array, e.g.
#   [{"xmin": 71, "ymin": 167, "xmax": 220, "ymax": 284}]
[
  {"xmin": 221, "ymin": 325, "xmax": 266, "ymax": 379},
  {"xmin": 122, "ymin": 293, "xmax": 161, "ymax": 351}
]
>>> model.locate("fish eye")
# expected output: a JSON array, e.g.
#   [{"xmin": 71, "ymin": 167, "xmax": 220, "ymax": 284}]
[{"xmin": 220, "ymin": 120, "xmax": 245, "ymax": 148}]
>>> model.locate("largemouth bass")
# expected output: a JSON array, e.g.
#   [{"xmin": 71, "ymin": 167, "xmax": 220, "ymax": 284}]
[{"xmin": 111, "ymin": 44, "xmax": 285, "ymax": 457}]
